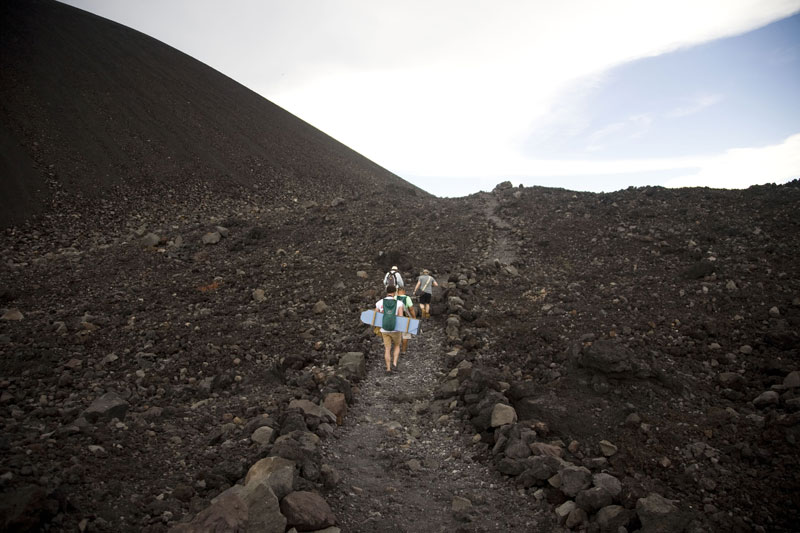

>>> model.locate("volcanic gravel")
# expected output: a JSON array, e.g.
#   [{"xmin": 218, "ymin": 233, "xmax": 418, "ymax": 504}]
[{"xmin": 1, "ymin": 1, "xmax": 799, "ymax": 532}]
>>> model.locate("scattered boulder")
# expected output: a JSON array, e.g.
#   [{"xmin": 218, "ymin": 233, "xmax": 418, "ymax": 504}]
[
  {"xmin": 288, "ymin": 399, "xmax": 337, "ymax": 425},
  {"xmin": 170, "ymin": 490, "xmax": 248, "ymax": 533},
  {"xmin": 598, "ymin": 440, "xmax": 618, "ymax": 457},
  {"xmin": 280, "ymin": 491, "xmax": 336, "ymax": 531},
  {"xmin": 596, "ymin": 504, "xmax": 633, "ymax": 532},
  {"xmin": 202, "ymin": 231, "xmax": 221, "ymax": 245},
  {"xmin": 559, "ymin": 466, "xmax": 592, "ymax": 497},
  {"xmin": 83, "ymin": 391, "xmax": 129, "ymax": 422},
  {"xmin": 323, "ymin": 393, "xmax": 347, "ymax": 425},
  {"xmin": 1, "ymin": 308, "xmax": 23, "ymax": 321},
  {"xmin": 753, "ymin": 390, "xmax": 780, "ymax": 409},
  {"xmin": 636, "ymin": 492, "xmax": 690, "ymax": 533},
  {"xmin": 592, "ymin": 473, "xmax": 622, "ymax": 498},
  {"xmin": 244, "ymin": 456, "xmax": 295, "ymax": 500},
  {"xmin": 490, "ymin": 403, "xmax": 517, "ymax": 427},
  {"xmin": 784, "ymin": 371, "xmax": 800, "ymax": 388},
  {"xmin": 251, "ymin": 426, "xmax": 275, "ymax": 445},
  {"xmin": 338, "ymin": 352, "xmax": 366, "ymax": 381}
]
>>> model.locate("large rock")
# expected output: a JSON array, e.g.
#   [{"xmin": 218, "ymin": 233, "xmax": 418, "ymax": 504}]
[
  {"xmin": 559, "ymin": 465, "xmax": 592, "ymax": 497},
  {"xmin": 1, "ymin": 308, "xmax": 23, "ymax": 321},
  {"xmin": 170, "ymin": 490, "xmax": 248, "ymax": 533},
  {"xmin": 239, "ymin": 482, "xmax": 285, "ymax": 533},
  {"xmin": 202, "ymin": 231, "xmax": 221, "ymax": 245},
  {"xmin": 592, "ymin": 473, "xmax": 622, "ymax": 498},
  {"xmin": 518, "ymin": 455, "xmax": 563, "ymax": 487},
  {"xmin": 280, "ymin": 491, "xmax": 336, "ymax": 531},
  {"xmin": 338, "ymin": 352, "xmax": 366, "ymax": 381},
  {"xmin": 288, "ymin": 399, "xmax": 336, "ymax": 425},
  {"xmin": 83, "ymin": 391, "xmax": 129, "ymax": 422},
  {"xmin": 576, "ymin": 486, "xmax": 613, "ymax": 513},
  {"xmin": 244, "ymin": 456, "xmax": 296, "ymax": 500},
  {"xmin": 272, "ymin": 431, "xmax": 321, "ymax": 481},
  {"xmin": 596, "ymin": 505, "xmax": 633, "ymax": 533},
  {"xmin": 753, "ymin": 390, "xmax": 780, "ymax": 408},
  {"xmin": 555, "ymin": 500, "xmax": 576, "ymax": 524},
  {"xmin": 636, "ymin": 492, "xmax": 690, "ymax": 533},
  {"xmin": 251, "ymin": 426, "xmax": 275, "ymax": 445},
  {"xmin": 784, "ymin": 371, "xmax": 800, "ymax": 388},
  {"xmin": 490, "ymin": 403, "xmax": 517, "ymax": 427},
  {"xmin": 718, "ymin": 372, "xmax": 746, "ymax": 390},
  {"xmin": 323, "ymin": 393, "xmax": 347, "ymax": 425}
]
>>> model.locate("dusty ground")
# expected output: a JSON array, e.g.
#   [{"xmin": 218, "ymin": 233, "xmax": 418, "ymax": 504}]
[{"xmin": 1, "ymin": 2, "xmax": 799, "ymax": 532}]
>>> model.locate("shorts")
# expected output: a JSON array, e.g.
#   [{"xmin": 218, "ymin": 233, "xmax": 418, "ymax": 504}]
[
  {"xmin": 420, "ymin": 292, "xmax": 432, "ymax": 304},
  {"xmin": 381, "ymin": 331, "xmax": 401, "ymax": 348},
  {"xmin": 402, "ymin": 332, "xmax": 412, "ymax": 340}
]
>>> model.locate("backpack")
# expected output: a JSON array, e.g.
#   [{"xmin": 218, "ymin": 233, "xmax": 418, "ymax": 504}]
[
  {"xmin": 382, "ymin": 298, "xmax": 397, "ymax": 331},
  {"xmin": 386, "ymin": 271, "xmax": 398, "ymax": 287}
]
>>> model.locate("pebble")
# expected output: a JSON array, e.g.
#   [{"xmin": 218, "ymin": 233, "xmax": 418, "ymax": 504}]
[{"xmin": 598, "ymin": 440, "xmax": 618, "ymax": 457}]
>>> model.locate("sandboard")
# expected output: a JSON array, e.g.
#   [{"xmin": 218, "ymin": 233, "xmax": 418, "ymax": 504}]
[{"xmin": 360, "ymin": 310, "xmax": 421, "ymax": 335}]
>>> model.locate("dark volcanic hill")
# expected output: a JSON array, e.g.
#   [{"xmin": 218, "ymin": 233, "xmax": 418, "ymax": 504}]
[
  {"xmin": 0, "ymin": 0, "xmax": 423, "ymax": 228},
  {"xmin": 2, "ymin": 2, "xmax": 800, "ymax": 533}
]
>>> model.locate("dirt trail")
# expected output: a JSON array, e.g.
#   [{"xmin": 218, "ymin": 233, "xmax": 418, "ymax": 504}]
[
  {"xmin": 321, "ymin": 321, "xmax": 553, "ymax": 532},
  {"xmin": 483, "ymin": 193, "xmax": 517, "ymax": 267}
]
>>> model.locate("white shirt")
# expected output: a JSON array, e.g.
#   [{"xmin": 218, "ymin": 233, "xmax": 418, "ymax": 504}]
[
  {"xmin": 375, "ymin": 297, "xmax": 405, "ymax": 333},
  {"xmin": 383, "ymin": 270, "xmax": 404, "ymax": 288}
]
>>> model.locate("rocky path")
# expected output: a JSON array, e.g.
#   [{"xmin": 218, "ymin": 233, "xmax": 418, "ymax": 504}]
[
  {"xmin": 321, "ymin": 321, "xmax": 553, "ymax": 532},
  {"xmin": 483, "ymin": 192, "xmax": 517, "ymax": 268}
]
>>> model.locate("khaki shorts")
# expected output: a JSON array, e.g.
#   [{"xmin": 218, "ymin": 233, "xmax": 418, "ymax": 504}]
[{"xmin": 381, "ymin": 331, "xmax": 401, "ymax": 347}]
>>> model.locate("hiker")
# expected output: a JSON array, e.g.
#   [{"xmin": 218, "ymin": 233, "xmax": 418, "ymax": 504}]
[
  {"xmin": 383, "ymin": 265, "xmax": 404, "ymax": 288},
  {"xmin": 413, "ymin": 269, "xmax": 438, "ymax": 319},
  {"xmin": 396, "ymin": 286, "xmax": 416, "ymax": 354},
  {"xmin": 376, "ymin": 285, "xmax": 405, "ymax": 373}
]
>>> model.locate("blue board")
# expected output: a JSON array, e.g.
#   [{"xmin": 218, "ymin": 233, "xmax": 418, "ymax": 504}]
[{"xmin": 360, "ymin": 310, "xmax": 421, "ymax": 335}]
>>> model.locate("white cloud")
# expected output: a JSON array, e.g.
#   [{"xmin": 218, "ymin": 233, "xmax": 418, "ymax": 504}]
[
  {"xmin": 666, "ymin": 93, "xmax": 725, "ymax": 118},
  {"xmin": 664, "ymin": 133, "xmax": 800, "ymax": 189},
  {"xmin": 586, "ymin": 114, "xmax": 655, "ymax": 152},
  {"xmin": 405, "ymin": 132, "xmax": 800, "ymax": 196}
]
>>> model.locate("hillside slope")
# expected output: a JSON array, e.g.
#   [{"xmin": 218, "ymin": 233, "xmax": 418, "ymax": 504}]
[{"xmin": 0, "ymin": 0, "xmax": 424, "ymax": 228}]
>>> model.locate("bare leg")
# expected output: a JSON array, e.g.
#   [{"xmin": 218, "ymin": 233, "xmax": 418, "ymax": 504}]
[
  {"xmin": 392, "ymin": 343, "xmax": 401, "ymax": 368},
  {"xmin": 402, "ymin": 338, "xmax": 408, "ymax": 353},
  {"xmin": 384, "ymin": 345, "xmax": 392, "ymax": 371}
]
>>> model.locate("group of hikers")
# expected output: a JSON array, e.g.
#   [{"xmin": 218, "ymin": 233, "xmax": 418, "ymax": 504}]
[{"xmin": 375, "ymin": 266, "xmax": 438, "ymax": 374}]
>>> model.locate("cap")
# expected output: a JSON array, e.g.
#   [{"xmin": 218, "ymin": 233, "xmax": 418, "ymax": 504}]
[
  {"xmin": 391, "ymin": 265, "xmax": 398, "ymax": 271},
  {"xmin": 423, "ymin": 269, "xmax": 430, "ymax": 274}
]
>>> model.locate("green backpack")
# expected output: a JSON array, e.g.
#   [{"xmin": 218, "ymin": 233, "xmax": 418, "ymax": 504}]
[{"xmin": 382, "ymin": 298, "xmax": 397, "ymax": 331}]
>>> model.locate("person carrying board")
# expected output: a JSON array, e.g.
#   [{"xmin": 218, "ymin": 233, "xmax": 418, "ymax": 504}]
[
  {"xmin": 376, "ymin": 285, "xmax": 405, "ymax": 373},
  {"xmin": 396, "ymin": 285, "xmax": 416, "ymax": 354}
]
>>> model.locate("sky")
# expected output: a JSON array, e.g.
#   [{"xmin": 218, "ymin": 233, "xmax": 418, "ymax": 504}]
[{"xmin": 61, "ymin": 1, "xmax": 800, "ymax": 197}]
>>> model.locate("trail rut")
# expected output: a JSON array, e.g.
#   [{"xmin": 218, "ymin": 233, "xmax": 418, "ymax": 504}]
[{"xmin": 321, "ymin": 321, "xmax": 554, "ymax": 531}]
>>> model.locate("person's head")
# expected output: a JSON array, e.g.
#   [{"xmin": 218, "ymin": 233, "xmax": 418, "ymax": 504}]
[
  {"xmin": 397, "ymin": 286, "xmax": 406, "ymax": 295},
  {"xmin": 391, "ymin": 265, "xmax": 398, "ymax": 272},
  {"xmin": 423, "ymin": 269, "xmax": 430, "ymax": 275},
  {"xmin": 386, "ymin": 285, "xmax": 396, "ymax": 295}
]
